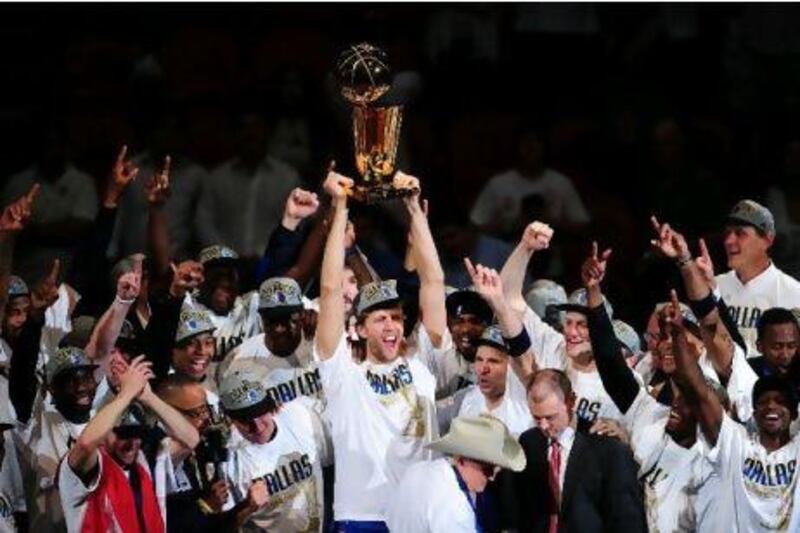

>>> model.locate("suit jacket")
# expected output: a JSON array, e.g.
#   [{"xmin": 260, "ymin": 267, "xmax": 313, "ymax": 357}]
[{"xmin": 498, "ymin": 427, "xmax": 646, "ymax": 533}]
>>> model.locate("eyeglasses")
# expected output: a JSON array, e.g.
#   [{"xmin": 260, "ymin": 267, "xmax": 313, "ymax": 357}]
[{"xmin": 178, "ymin": 403, "xmax": 211, "ymax": 421}]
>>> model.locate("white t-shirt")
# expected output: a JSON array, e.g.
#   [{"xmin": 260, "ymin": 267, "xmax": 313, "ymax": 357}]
[
  {"xmin": 457, "ymin": 370, "xmax": 533, "ymax": 437},
  {"xmin": 223, "ymin": 402, "xmax": 329, "ymax": 532},
  {"xmin": 316, "ymin": 334, "xmax": 438, "ymax": 521},
  {"xmin": 385, "ymin": 458, "xmax": 477, "ymax": 533},
  {"xmin": 0, "ymin": 375, "xmax": 24, "ymax": 531},
  {"xmin": 569, "ymin": 367, "xmax": 626, "ymax": 425},
  {"xmin": 470, "ymin": 168, "xmax": 590, "ymax": 233},
  {"xmin": 19, "ymin": 403, "xmax": 90, "ymax": 532},
  {"xmin": 522, "ymin": 306, "xmax": 627, "ymax": 425},
  {"xmin": 218, "ymin": 334, "xmax": 324, "ymax": 414},
  {"xmin": 58, "ymin": 440, "xmax": 173, "ymax": 533},
  {"xmin": 0, "ymin": 430, "xmax": 25, "ymax": 532},
  {"xmin": 697, "ymin": 345, "xmax": 759, "ymax": 425},
  {"xmin": 623, "ymin": 388, "xmax": 715, "ymax": 533},
  {"xmin": 522, "ymin": 306, "xmax": 569, "ymax": 371},
  {"xmin": 185, "ymin": 291, "xmax": 262, "ymax": 362},
  {"xmin": 702, "ymin": 414, "xmax": 800, "ymax": 532},
  {"xmin": 716, "ymin": 263, "xmax": 800, "ymax": 357}
]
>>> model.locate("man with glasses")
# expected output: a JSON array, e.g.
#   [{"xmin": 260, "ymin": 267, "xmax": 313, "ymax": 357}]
[{"xmin": 157, "ymin": 373, "xmax": 269, "ymax": 532}]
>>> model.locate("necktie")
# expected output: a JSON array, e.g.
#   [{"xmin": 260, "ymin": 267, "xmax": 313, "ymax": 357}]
[{"xmin": 548, "ymin": 439, "xmax": 562, "ymax": 533}]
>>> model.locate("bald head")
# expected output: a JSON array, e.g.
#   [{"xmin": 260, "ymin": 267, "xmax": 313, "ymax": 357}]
[
  {"xmin": 157, "ymin": 374, "xmax": 207, "ymax": 411},
  {"xmin": 527, "ymin": 369, "xmax": 573, "ymax": 402},
  {"xmin": 527, "ymin": 369, "xmax": 575, "ymax": 439}
]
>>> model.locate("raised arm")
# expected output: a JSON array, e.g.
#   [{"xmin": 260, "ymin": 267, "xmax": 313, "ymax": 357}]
[
  {"xmin": 401, "ymin": 173, "xmax": 446, "ymax": 347},
  {"xmin": 145, "ymin": 155, "xmax": 173, "ymax": 282},
  {"xmin": 69, "ymin": 146, "xmax": 135, "ymax": 315},
  {"xmin": 582, "ymin": 241, "xmax": 640, "ymax": 413},
  {"xmin": 315, "ymin": 169, "xmax": 353, "ymax": 360},
  {"xmin": 667, "ymin": 289, "xmax": 723, "ymax": 445},
  {"xmin": 651, "ymin": 217, "xmax": 735, "ymax": 382},
  {"xmin": 67, "ymin": 356, "xmax": 153, "ymax": 480},
  {"xmin": 137, "ymin": 379, "xmax": 199, "ymax": 462},
  {"xmin": 465, "ymin": 258, "xmax": 537, "ymax": 381},
  {"xmin": 258, "ymin": 187, "xmax": 321, "ymax": 284},
  {"xmin": 0, "ymin": 184, "xmax": 39, "ymax": 325},
  {"xmin": 500, "ymin": 221, "xmax": 554, "ymax": 316},
  {"xmin": 85, "ymin": 262, "xmax": 141, "ymax": 377}
]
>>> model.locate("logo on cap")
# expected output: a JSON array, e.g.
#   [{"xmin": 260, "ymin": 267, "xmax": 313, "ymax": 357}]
[
  {"xmin": 356, "ymin": 280, "xmax": 400, "ymax": 316},
  {"xmin": 198, "ymin": 245, "xmax": 239, "ymax": 265}
]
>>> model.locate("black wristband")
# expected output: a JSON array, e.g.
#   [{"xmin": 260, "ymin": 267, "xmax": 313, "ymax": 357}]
[
  {"xmin": 688, "ymin": 292, "xmax": 717, "ymax": 320},
  {"xmin": 503, "ymin": 328, "xmax": 532, "ymax": 358}
]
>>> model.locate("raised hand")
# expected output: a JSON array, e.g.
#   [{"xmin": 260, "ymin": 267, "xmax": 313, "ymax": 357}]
[
  {"xmin": 169, "ymin": 260, "xmax": 204, "ymax": 298},
  {"xmin": 650, "ymin": 215, "xmax": 690, "ymax": 261},
  {"xmin": 393, "ymin": 171, "xmax": 420, "ymax": 192},
  {"xmin": 118, "ymin": 355, "xmax": 154, "ymax": 400},
  {"xmin": 521, "ymin": 221, "xmax": 554, "ymax": 252},
  {"xmin": 31, "ymin": 259, "xmax": 61, "ymax": 311},
  {"xmin": 464, "ymin": 257, "xmax": 505, "ymax": 311},
  {"xmin": 0, "ymin": 183, "xmax": 40, "ymax": 232},
  {"xmin": 581, "ymin": 241, "xmax": 612, "ymax": 289},
  {"xmin": 106, "ymin": 145, "xmax": 139, "ymax": 207},
  {"xmin": 145, "ymin": 155, "xmax": 171, "ymax": 206},
  {"xmin": 283, "ymin": 188, "xmax": 320, "ymax": 230},
  {"xmin": 696, "ymin": 238, "xmax": 716, "ymax": 287},
  {"xmin": 116, "ymin": 259, "xmax": 142, "ymax": 302},
  {"xmin": 664, "ymin": 289, "xmax": 685, "ymax": 332},
  {"xmin": 323, "ymin": 163, "xmax": 354, "ymax": 201}
]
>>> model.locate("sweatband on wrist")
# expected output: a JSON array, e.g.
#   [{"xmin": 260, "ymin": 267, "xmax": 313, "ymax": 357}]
[
  {"xmin": 503, "ymin": 328, "xmax": 532, "ymax": 358},
  {"xmin": 115, "ymin": 295, "xmax": 136, "ymax": 305},
  {"xmin": 688, "ymin": 292, "xmax": 716, "ymax": 320}
]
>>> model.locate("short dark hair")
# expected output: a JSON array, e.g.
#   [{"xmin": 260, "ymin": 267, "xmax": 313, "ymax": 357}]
[
  {"xmin": 752, "ymin": 375, "xmax": 798, "ymax": 419},
  {"xmin": 757, "ymin": 307, "xmax": 800, "ymax": 341}
]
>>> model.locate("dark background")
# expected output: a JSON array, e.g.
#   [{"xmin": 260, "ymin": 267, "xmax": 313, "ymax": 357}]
[{"xmin": 4, "ymin": 3, "xmax": 800, "ymax": 329}]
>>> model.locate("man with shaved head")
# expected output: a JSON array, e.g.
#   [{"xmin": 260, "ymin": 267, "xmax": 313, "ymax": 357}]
[{"xmin": 502, "ymin": 369, "xmax": 646, "ymax": 532}]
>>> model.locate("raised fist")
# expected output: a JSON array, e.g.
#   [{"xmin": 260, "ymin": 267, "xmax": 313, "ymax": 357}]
[{"xmin": 521, "ymin": 221, "xmax": 554, "ymax": 252}]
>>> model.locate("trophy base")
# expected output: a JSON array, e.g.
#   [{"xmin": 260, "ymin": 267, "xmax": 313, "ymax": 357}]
[{"xmin": 350, "ymin": 183, "xmax": 418, "ymax": 204}]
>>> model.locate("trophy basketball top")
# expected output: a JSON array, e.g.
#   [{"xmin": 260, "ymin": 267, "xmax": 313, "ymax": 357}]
[{"xmin": 335, "ymin": 43, "xmax": 392, "ymax": 106}]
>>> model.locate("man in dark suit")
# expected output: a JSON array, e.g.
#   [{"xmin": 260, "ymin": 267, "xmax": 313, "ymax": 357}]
[{"xmin": 501, "ymin": 369, "xmax": 646, "ymax": 533}]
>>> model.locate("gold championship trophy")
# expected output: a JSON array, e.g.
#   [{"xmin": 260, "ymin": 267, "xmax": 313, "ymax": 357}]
[{"xmin": 336, "ymin": 43, "xmax": 418, "ymax": 203}]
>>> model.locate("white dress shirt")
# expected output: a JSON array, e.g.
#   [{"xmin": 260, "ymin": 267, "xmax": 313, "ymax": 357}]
[{"xmin": 549, "ymin": 426, "xmax": 576, "ymax": 492}]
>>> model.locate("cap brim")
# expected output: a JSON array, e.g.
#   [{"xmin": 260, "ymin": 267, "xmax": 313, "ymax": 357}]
[
  {"xmin": 258, "ymin": 304, "xmax": 304, "ymax": 319},
  {"xmin": 553, "ymin": 303, "xmax": 590, "ymax": 315},
  {"xmin": 474, "ymin": 339, "xmax": 508, "ymax": 353},
  {"xmin": 358, "ymin": 296, "xmax": 403, "ymax": 317},
  {"xmin": 446, "ymin": 292, "xmax": 493, "ymax": 323},
  {"xmin": 51, "ymin": 363, "xmax": 99, "ymax": 383},
  {"xmin": 725, "ymin": 216, "xmax": 772, "ymax": 234},
  {"xmin": 175, "ymin": 327, "xmax": 216, "ymax": 346},
  {"xmin": 202, "ymin": 257, "xmax": 239, "ymax": 269},
  {"xmin": 427, "ymin": 433, "xmax": 526, "ymax": 472},
  {"xmin": 224, "ymin": 396, "xmax": 277, "ymax": 421}
]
